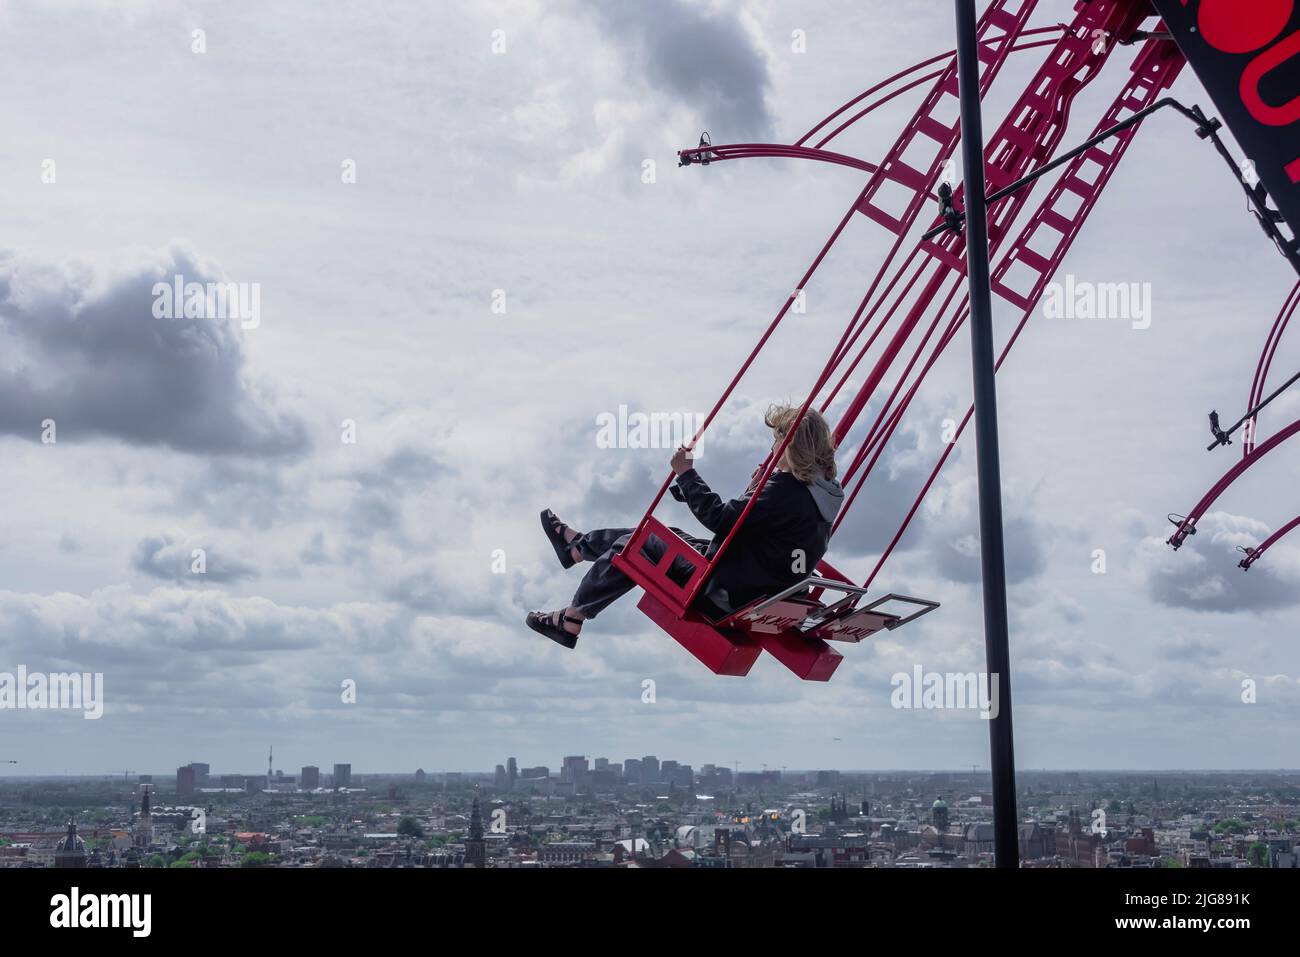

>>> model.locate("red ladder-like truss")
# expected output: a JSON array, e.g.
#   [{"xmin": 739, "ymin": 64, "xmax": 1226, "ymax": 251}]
[{"xmin": 606, "ymin": 0, "xmax": 1261, "ymax": 680}]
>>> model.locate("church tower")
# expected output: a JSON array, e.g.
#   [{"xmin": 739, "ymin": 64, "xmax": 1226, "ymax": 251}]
[
  {"xmin": 55, "ymin": 818, "xmax": 88, "ymax": 868},
  {"xmin": 464, "ymin": 793, "xmax": 487, "ymax": 868},
  {"xmin": 133, "ymin": 786, "xmax": 154, "ymax": 848}
]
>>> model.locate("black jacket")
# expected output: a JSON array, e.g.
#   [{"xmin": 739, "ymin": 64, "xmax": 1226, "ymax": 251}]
[{"xmin": 672, "ymin": 467, "xmax": 844, "ymax": 613}]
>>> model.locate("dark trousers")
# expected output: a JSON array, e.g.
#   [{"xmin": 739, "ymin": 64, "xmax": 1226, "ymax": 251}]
[{"xmin": 570, "ymin": 527, "xmax": 711, "ymax": 619}]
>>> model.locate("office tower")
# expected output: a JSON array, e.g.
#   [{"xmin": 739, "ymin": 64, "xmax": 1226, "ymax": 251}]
[
  {"xmin": 494, "ymin": 764, "xmax": 507, "ymax": 788},
  {"xmin": 641, "ymin": 756, "xmax": 659, "ymax": 784},
  {"xmin": 301, "ymin": 766, "xmax": 320, "ymax": 790},
  {"xmin": 333, "ymin": 763, "xmax": 352, "ymax": 788},
  {"xmin": 190, "ymin": 763, "xmax": 210, "ymax": 786},
  {"xmin": 176, "ymin": 765, "xmax": 196, "ymax": 797},
  {"xmin": 506, "ymin": 757, "xmax": 518, "ymax": 788},
  {"xmin": 561, "ymin": 756, "xmax": 588, "ymax": 785}
]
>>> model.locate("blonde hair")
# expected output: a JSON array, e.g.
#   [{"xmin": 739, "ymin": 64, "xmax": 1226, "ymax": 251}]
[{"xmin": 765, "ymin": 404, "xmax": 838, "ymax": 483}]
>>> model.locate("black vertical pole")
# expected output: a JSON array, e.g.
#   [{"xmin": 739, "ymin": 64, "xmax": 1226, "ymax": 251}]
[{"xmin": 953, "ymin": 0, "xmax": 1019, "ymax": 869}]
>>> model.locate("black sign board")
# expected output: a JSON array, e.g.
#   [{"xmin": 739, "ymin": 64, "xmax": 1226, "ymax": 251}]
[{"xmin": 1152, "ymin": 0, "xmax": 1300, "ymax": 238}]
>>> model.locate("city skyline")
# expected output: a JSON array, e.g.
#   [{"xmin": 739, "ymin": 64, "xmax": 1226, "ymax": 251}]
[{"xmin": 5, "ymin": 766, "xmax": 1296, "ymax": 870}]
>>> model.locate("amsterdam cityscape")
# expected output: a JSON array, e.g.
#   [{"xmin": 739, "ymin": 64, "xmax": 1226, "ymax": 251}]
[{"xmin": 3, "ymin": 758, "xmax": 1298, "ymax": 869}]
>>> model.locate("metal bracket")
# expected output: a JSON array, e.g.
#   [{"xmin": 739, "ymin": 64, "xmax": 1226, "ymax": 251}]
[
  {"xmin": 743, "ymin": 576, "xmax": 870, "ymax": 617},
  {"xmin": 863, "ymin": 593, "xmax": 942, "ymax": 629}
]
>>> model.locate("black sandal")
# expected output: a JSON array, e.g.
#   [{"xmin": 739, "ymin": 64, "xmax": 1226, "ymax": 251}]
[
  {"xmin": 526, "ymin": 610, "xmax": 582, "ymax": 649},
  {"xmin": 541, "ymin": 509, "xmax": 582, "ymax": 569}
]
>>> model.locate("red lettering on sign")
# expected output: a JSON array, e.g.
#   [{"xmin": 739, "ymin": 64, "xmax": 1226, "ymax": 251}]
[
  {"xmin": 1199, "ymin": 0, "xmax": 1293, "ymax": 54},
  {"xmin": 1241, "ymin": 29, "xmax": 1300, "ymax": 125}
]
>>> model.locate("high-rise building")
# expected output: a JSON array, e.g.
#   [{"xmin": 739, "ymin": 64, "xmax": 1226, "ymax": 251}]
[
  {"xmin": 506, "ymin": 757, "xmax": 518, "ymax": 788},
  {"xmin": 494, "ymin": 764, "xmax": 507, "ymax": 788},
  {"xmin": 594, "ymin": 757, "xmax": 609, "ymax": 772},
  {"xmin": 415, "ymin": 768, "xmax": 427, "ymax": 784},
  {"xmin": 176, "ymin": 765, "xmax": 196, "ymax": 797},
  {"xmin": 190, "ymin": 763, "xmax": 210, "ymax": 786},
  {"xmin": 561, "ymin": 756, "xmax": 588, "ymax": 785},
  {"xmin": 333, "ymin": 763, "xmax": 352, "ymax": 788},
  {"xmin": 641, "ymin": 756, "xmax": 659, "ymax": 784},
  {"xmin": 624, "ymin": 758, "xmax": 642, "ymax": 782},
  {"xmin": 301, "ymin": 766, "xmax": 320, "ymax": 790}
]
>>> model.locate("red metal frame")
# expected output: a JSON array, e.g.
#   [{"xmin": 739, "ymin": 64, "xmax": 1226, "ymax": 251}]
[
  {"xmin": 1243, "ymin": 280, "xmax": 1300, "ymax": 456},
  {"xmin": 612, "ymin": 1, "xmax": 1206, "ymax": 680},
  {"xmin": 862, "ymin": 28, "xmax": 1188, "ymax": 583},
  {"xmin": 1239, "ymin": 514, "xmax": 1300, "ymax": 570},
  {"xmin": 1168, "ymin": 417, "xmax": 1300, "ymax": 549}
]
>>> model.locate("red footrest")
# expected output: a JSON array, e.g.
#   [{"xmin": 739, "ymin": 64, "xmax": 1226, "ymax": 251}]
[
  {"xmin": 758, "ymin": 630, "xmax": 843, "ymax": 682},
  {"xmin": 637, "ymin": 594, "xmax": 761, "ymax": 677}
]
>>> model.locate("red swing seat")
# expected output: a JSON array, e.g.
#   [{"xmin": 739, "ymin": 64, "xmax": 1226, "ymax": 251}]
[{"xmin": 613, "ymin": 518, "xmax": 938, "ymax": 681}]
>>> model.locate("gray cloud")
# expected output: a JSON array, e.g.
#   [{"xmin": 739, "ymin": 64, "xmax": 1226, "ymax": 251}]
[
  {"xmin": 575, "ymin": 0, "xmax": 774, "ymax": 140},
  {"xmin": 0, "ymin": 244, "xmax": 309, "ymax": 457},
  {"xmin": 1142, "ymin": 513, "xmax": 1300, "ymax": 613},
  {"xmin": 911, "ymin": 474, "xmax": 1051, "ymax": 586},
  {"xmin": 132, "ymin": 531, "xmax": 259, "ymax": 584}
]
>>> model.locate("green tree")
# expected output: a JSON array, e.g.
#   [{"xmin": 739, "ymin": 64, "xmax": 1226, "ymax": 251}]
[
  {"xmin": 1248, "ymin": 842, "xmax": 1270, "ymax": 868},
  {"xmin": 242, "ymin": 851, "xmax": 271, "ymax": 868},
  {"xmin": 397, "ymin": 816, "xmax": 424, "ymax": 839}
]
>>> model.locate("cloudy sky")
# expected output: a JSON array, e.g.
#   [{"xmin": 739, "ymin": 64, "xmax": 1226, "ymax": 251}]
[{"xmin": 1, "ymin": 0, "xmax": 1298, "ymax": 779}]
